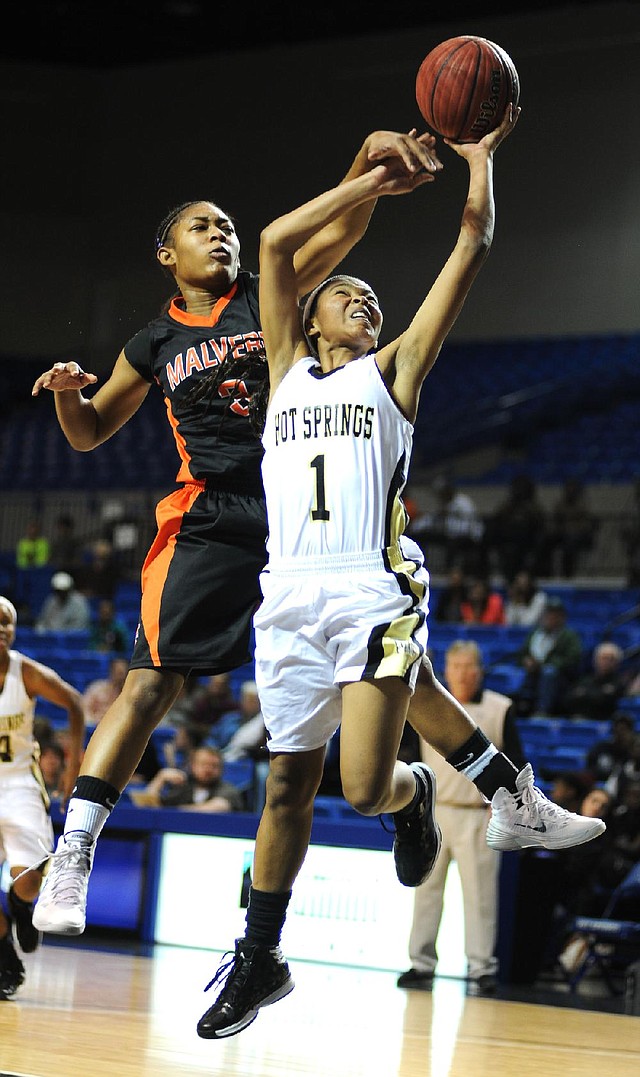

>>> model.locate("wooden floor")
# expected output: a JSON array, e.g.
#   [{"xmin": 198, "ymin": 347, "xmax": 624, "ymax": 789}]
[{"xmin": 1, "ymin": 940, "xmax": 639, "ymax": 1077}]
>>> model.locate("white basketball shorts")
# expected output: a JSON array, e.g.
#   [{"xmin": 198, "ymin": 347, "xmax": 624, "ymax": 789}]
[
  {"xmin": 0, "ymin": 770, "xmax": 54, "ymax": 868},
  {"xmin": 254, "ymin": 543, "xmax": 430, "ymax": 753}
]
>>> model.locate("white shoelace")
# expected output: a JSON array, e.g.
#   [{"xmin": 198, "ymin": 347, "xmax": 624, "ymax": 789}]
[
  {"xmin": 520, "ymin": 782, "xmax": 570, "ymax": 826},
  {"xmin": 42, "ymin": 843, "xmax": 91, "ymax": 906},
  {"xmin": 14, "ymin": 837, "xmax": 91, "ymax": 905},
  {"xmin": 12, "ymin": 838, "xmax": 53, "ymax": 884}
]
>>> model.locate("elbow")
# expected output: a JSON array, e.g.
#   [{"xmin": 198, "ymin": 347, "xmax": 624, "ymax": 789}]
[
  {"xmin": 462, "ymin": 228, "xmax": 493, "ymax": 268},
  {"xmin": 67, "ymin": 436, "xmax": 96, "ymax": 453},
  {"xmin": 260, "ymin": 223, "xmax": 286, "ymax": 256}
]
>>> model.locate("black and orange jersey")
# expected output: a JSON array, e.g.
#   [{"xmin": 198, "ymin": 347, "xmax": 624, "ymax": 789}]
[{"xmin": 125, "ymin": 271, "xmax": 266, "ymax": 492}]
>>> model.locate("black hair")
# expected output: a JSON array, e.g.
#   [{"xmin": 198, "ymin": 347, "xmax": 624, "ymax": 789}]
[
  {"xmin": 155, "ymin": 200, "xmax": 207, "ymax": 253},
  {"xmin": 186, "ymin": 348, "xmax": 270, "ymax": 439},
  {"xmin": 300, "ymin": 274, "xmax": 380, "ymax": 357}
]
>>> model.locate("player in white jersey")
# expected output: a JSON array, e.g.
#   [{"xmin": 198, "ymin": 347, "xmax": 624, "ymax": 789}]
[
  {"xmin": 198, "ymin": 103, "xmax": 605, "ymax": 1040},
  {"xmin": 0, "ymin": 597, "xmax": 84, "ymax": 999}
]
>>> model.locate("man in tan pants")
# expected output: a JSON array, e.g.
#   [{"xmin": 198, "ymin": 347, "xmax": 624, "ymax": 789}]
[{"xmin": 397, "ymin": 640, "xmax": 524, "ymax": 996}]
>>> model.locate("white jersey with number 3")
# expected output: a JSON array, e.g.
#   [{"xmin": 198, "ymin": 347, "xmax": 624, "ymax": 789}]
[{"xmin": 262, "ymin": 354, "xmax": 414, "ymax": 561}]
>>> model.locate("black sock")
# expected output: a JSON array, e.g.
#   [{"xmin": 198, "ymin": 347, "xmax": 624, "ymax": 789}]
[
  {"xmin": 73, "ymin": 775, "xmax": 121, "ymax": 810},
  {"xmin": 244, "ymin": 886, "xmax": 292, "ymax": 947},
  {"xmin": 9, "ymin": 890, "xmax": 33, "ymax": 911},
  {"xmin": 447, "ymin": 729, "xmax": 519, "ymax": 799},
  {"xmin": 395, "ymin": 771, "xmax": 423, "ymax": 818}
]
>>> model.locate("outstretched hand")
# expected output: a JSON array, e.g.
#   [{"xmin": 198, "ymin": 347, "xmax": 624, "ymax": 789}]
[
  {"xmin": 364, "ymin": 128, "xmax": 443, "ymax": 181},
  {"xmin": 32, "ymin": 361, "xmax": 98, "ymax": 396},
  {"xmin": 364, "ymin": 154, "xmax": 438, "ymax": 197},
  {"xmin": 445, "ymin": 103, "xmax": 521, "ymax": 160}
]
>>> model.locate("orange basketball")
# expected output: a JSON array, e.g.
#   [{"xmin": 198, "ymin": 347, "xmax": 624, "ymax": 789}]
[{"xmin": 416, "ymin": 36, "xmax": 520, "ymax": 143}]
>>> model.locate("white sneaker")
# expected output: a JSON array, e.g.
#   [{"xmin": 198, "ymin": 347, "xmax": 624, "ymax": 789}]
[
  {"xmin": 32, "ymin": 836, "xmax": 95, "ymax": 935},
  {"xmin": 486, "ymin": 764, "xmax": 606, "ymax": 851}
]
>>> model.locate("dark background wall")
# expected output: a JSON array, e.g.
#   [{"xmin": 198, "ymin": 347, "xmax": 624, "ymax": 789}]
[{"xmin": 1, "ymin": 2, "xmax": 639, "ymax": 374}]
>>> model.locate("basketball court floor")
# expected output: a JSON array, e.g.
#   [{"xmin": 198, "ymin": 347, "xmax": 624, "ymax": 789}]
[{"xmin": 1, "ymin": 935, "xmax": 639, "ymax": 1077}]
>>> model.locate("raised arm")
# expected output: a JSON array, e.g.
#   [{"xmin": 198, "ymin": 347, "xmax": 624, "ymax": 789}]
[
  {"xmin": 31, "ymin": 352, "xmax": 151, "ymax": 450},
  {"xmin": 260, "ymin": 161, "xmax": 433, "ymax": 394},
  {"xmin": 292, "ymin": 129, "xmax": 442, "ymax": 296},
  {"xmin": 378, "ymin": 105, "xmax": 520, "ymax": 423}
]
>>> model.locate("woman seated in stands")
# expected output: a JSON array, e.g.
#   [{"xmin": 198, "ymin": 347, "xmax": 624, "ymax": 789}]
[
  {"xmin": 459, "ymin": 577, "xmax": 505, "ymax": 626},
  {"xmin": 504, "ymin": 570, "xmax": 547, "ymax": 627}
]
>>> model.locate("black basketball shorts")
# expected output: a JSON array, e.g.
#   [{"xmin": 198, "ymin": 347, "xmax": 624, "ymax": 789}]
[{"xmin": 129, "ymin": 482, "xmax": 267, "ymax": 675}]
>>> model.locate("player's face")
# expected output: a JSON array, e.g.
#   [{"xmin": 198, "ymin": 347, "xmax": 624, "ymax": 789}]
[
  {"xmin": 0, "ymin": 603, "xmax": 17, "ymax": 653},
  {"xmin": 313, "ymin": 279, "xmax": 382, "ymax": 356},
  {"xmin": 159, "ymin": 202, "xmax": 240, "ymax": 289}
]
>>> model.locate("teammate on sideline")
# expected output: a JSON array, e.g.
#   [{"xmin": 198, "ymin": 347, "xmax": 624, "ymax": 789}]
[
  {"xmin": 0, "ymin": 597, "xmax": 84, "ymax": 1000},
  {"xmin": 196, "ymin": 102, "xmax": 605, "ymax": 1040},
  {"xmin": 29, "ymin": 129, "xmax": 442, "ymax": 936}
]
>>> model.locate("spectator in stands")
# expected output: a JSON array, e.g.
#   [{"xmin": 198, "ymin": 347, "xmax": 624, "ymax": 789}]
[
  {"xmin": 433, "ymin": 565, "xmax": 467, "ymax": 623},
  {"xmin": 88, "ymin": 598, "xmax": 129, "ymax": 654},
  {"xmin": 130, "ymin": 745, "xmax": 244, "ymax": 812},
  {"xmin": 38, "ymin": 740, "xmax": 67, "ymax": 800},
  {"xmin": 459, "ymin": 576, "xmax": 505, "ymax": 626},
  {"xmin": 549, "ymin": 770, "xmax": 593, "ymax": 814},
  {"xmin": 82, "ymin": 656, "xmax": 129, "ymax": 726},
  {"xmin": 486, "ymin": 472, "xmax": 546, "ymax": 581},
  {"xmin": 410, "ymin": 475, "xmax": 485, "ymax": 575},
  {"xmin": 539, "ymin": 478, "xmax": 597, "ymax": 578},
  {"xmin": 397, "ymin": 640, "xmax": 524, "ymax": 997},
  {"xmin": 504, "ymin": 570, "xmax": 547, "ymax": 627},
  {"xmin": 553, "ymin": 787, "xmax": 615, "ymax": 972},
  {"xmin": 562, "ymin": 641, "xmax": 627, "ymax": 721},
  {"xmin": 184, "ymin": 672, "xmax": 241, "ymax": 749},
  {"xmin": 223, "ymin": 681, "xmax": 267, "ymax": 762},
  {"xmin": 35, "ymin": 571, "xmax": 91, "ymax": 633},
  {"xmin": 77, "ymin": 538, "xmax": 121, "ymax": 600},
  {"xmin": 15, "ymin": 519, "xmax": 50, "ymax": 569},
  {"xmin": 512, "ymin": 596, "xmax": 583, "ymax": 716},
  {"xmin": 607, "ymin": 777, "xmax": 640, "ymax": 868},
  {"xmin": 586, "ymin": 712, "xmax": 636, "ymax": 783},
  {"xmin": 604, "ymin": 733, "xmax": 640, "ymax": 803},
  {"xmin": 49, "ymin": 514, "xmax": 81, "ymax": 575},
  {"xmin": 160, "ymin": 718, "xmax": 205, "ymax": 770}
]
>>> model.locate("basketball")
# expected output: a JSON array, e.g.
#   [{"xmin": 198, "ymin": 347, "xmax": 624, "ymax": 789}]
[{"xmin": 416, "ymin": 36, "xmax": 520, "ymax": 143}]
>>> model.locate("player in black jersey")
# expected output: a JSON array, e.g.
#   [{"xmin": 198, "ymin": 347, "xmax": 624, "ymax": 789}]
[{"xmin": 29, "ymin": 129, "xmax": 442, "ymax": 938}]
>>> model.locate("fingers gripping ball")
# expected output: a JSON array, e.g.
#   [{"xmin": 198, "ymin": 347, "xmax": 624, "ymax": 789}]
[{"xmin": 416, "ymin": 36, "xmax": 520, "ymax": 143}]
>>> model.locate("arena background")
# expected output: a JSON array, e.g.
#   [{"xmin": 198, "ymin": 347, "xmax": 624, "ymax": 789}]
[{"xmin": 0, "ymin": 1, "xmax": 639, "ymax": 577}]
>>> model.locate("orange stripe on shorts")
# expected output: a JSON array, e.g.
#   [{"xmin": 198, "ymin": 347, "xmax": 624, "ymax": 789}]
[{"xmin": 140, "ymin": 482, "xmax": 204, "ymax": 666}]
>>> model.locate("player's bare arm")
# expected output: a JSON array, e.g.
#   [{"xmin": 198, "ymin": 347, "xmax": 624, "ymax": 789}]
[
  {"xmin": 262, "ymin": 159, "xmax": 435, "ymax": 395},
  {"xmin": 32, "ymin": 352, "xmax": 151, "ymax": 451},
  {"xmin": 293, "ymin": 129, "xmax": 442, "ymax": 296},
  {"xmin": 22, "ymin": 658, "xmax": 85, "ymax": 801},
  {"xmin": 379, "ymin": 104, "xmax": 520, "ymax": 423}
]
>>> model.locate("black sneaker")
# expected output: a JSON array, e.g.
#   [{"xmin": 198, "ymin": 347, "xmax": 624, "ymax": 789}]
[
  {"xmin": 392, "ymin": 763, "xmax": 441, "ymax": 887},
  {"xmin": 467, "ymin": 974, "xmax": 497, "ymax": 997},
  {"xmin": 8, "ymin": 889, "xmax": 41, "ymax": 954},
  {"xmin": 197, "ymin": 938, "xmax": 294, "ymax": 1039},
  {"xmin": 0, "ymin": 932, "xmax": 26, "ymax": 1000},
  {"xmin": 396, "ymin": 967, "xmax": 434, "ymax": 991}
]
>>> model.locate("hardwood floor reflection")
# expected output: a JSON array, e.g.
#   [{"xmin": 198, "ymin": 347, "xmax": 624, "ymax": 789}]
[{"xmin": 0, "ymin": 940, "xmax": 639, "ymax": 1077}]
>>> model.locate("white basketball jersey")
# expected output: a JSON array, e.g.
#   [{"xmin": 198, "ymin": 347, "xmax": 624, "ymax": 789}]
[
  {"xmin": 0, "ymin": 650, "xmax": 38, "ymax": 773},
  {"xmin": 262, "ymin": 355, "xmax": 414, "ymax": 560}
]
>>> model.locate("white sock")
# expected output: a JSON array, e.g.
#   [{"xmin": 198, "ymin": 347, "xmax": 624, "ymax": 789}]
[{"xmin": 64, "ymin": 798, "xmax": 110, "ymax": 844}]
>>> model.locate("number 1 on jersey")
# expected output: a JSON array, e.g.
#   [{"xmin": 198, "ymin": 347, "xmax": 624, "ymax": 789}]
[{"xmin": 310, "ymin": 454, "xmax": 330, "ymax": 521}]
